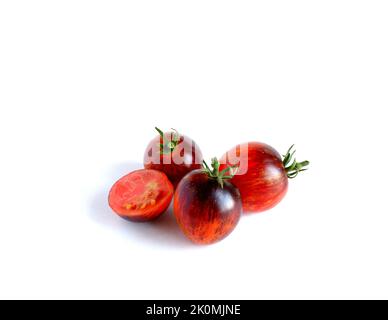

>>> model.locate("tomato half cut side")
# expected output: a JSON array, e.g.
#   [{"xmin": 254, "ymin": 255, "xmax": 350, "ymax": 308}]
[{"xmin": 108, "ymin": 169, "xmax": 174, "ymax": 222}]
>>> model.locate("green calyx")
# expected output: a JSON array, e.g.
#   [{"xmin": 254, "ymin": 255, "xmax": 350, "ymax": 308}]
[
  {"xmin": 283, "ymin": 145, "xmax": 310, "ymax": 179},
  {"xmin": 155, "ymin": 127, "xmax": 181, "ymax": 154},
  {"xmin": 202, "ymin": 158, "xmax": 238, "ymax": 188}
]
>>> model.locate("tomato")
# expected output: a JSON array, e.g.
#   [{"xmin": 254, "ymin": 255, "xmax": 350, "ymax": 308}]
[
  {"xmin": 108, "ymin": 169, "xmax": 174, "ymax": 222},
  {"xmin": 174, "ymin": 158, "xmax": 242, "ymax": 244},
  {"xmin": 220, "ymin": 143, "xmax": 309, "ymax": 213},
  {"xmin": 144, "ymin": 127, "xmax": 203, "ymax": 187}
]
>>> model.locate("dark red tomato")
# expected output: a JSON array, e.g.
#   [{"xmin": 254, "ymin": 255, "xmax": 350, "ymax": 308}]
[
  {"xmin": 108, "ymin": 169, "xmax": 173, "ymax": 222},
  {"xmin": 220, "ymin": 143, "xmax": 309, "ymax": 213},
  {"xmin": 144, "ymin": 127, "xmax": 203, "ymax": 187},
  {"xmin": 174, "ymin": 159, "xmax": 242, "ymax": 245}
]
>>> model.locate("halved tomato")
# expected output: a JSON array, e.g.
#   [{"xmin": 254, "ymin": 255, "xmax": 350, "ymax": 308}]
[{"xmin": 108, "ymin": 169, "xmax": 174, "ymax": 222}]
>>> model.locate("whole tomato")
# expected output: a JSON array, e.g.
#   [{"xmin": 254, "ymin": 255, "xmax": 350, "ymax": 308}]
[
  {"xmin": 220, "ymin": 143, "xmax": 309, "ymax": 213},
  {"xmin": 174, "ymin": 158, "xmax": 242, "ymax": 244},
  {"xmin": 144, "ymin": 127, "xmax": 203, "ymax": 187}
]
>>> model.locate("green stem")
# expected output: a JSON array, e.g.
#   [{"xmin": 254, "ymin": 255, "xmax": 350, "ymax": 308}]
[
  {"xmin": 283, "ymin": 145, "xmax": 310, "ymax": 179},
  {"xmin": 155, "ymin": 127, "xmax": 181, "ymax": 154},
  {"xmin": 155, "ymin": 127, "xmax": 164, "ymax": 138},
  {"xmin": 202, "ymin": 158, "xmax": 238, "ymax": 188}
]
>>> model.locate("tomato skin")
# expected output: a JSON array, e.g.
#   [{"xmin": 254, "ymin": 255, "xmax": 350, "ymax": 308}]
[
  {"xmin": 220, "ymin": 142, "xmax": 288, "ymax": 213},
  {"xmin": 144, "ymin": 132, "xmax": 203, "ymax": 187},
  {"xmin": 174, "ymin": 170, "xmax": 242, "ymax": 244},
  {"xmin": 108, "ymin": 169, "xmax": 174, "ymax": 222}
]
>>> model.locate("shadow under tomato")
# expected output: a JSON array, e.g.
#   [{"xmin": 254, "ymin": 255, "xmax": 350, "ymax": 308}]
[{"xmin": 89, "ymin": 161, "xmax": 191, "ymax": 248}]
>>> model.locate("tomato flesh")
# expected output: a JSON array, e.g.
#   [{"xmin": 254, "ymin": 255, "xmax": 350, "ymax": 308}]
[
  {"xmin": 174, "ymin": 170, "xmax": 242, "ymax": 244},
  {"xmin": 108, "ymin": 169, "xmax": 174, "ymax": 222},
  {"xmin": 220, "ymin": 142, "xmax": 288, "ymax": 213},
  {"xmin": 144, "ymin": 132, "xmax": 203, "ymax": 187}
]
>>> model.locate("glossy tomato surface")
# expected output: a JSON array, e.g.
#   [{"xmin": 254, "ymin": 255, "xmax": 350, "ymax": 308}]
[
  {"xmin": 108, "ymin": 169, "xmax": 173, "ymax": 222},
  {"xmin": 174, "ymin": 170, "xmax": 242, "ymax": 244},
  {"xmin": 144, "ymin": 131, "xmax": 203, "ymax": 187},
  {"xmin": 220, "ymin": 142, "xmax": 288, "ymax": 213}
]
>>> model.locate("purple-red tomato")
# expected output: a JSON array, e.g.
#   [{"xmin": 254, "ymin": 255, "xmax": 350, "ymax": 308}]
[
  {"xmin": 220, "ymin": 143, "xmax": 309, "ymax": 213},
  {"xmin": 174, "ymin": 158, "xmax": 242, "ymax": 244},
  {"xmin": 108, "ymin": 169, "xmax": 174, "ymax": 222},
  {"xmin": 144, "ymin": 127, "xmax": 203, "ymax": 187}
]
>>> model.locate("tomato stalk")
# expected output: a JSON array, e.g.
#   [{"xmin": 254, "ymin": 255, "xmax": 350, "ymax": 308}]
[
  {"xmin": 155, "ymin": 127, "xmax": 180, "ymax": 154},
  {"xmin": 283, "ymin": 145, "xmax": 310, "ymax": 179},
  {"xmin": 202, "ymin": 158, "xmax": 238, "ymax": 188}
]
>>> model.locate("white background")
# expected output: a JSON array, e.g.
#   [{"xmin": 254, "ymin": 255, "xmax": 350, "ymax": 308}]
[{"xmin": 1, "ymin": 1, "xmax": 388, "ymax": 300}]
